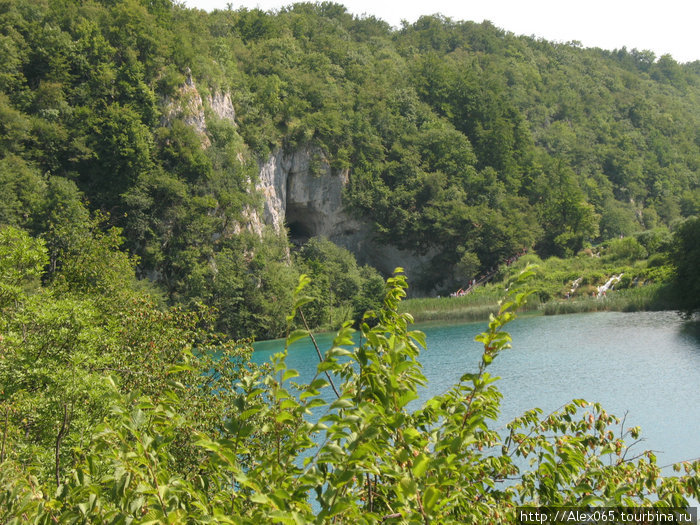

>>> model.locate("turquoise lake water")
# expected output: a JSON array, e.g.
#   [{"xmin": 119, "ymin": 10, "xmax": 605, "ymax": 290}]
[{"xmin": 253, "ymin": 311, "xmax": 700, "ymax": 469}]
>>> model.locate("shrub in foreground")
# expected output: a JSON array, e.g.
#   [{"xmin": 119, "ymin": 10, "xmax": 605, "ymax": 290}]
[{"xmin": 1, "ymin": 268, "xmax": 698, "ymax": 523}]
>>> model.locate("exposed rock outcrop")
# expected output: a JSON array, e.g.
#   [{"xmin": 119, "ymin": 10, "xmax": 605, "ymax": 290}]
[
  {"xmin": 256, "ymin": 151, "xmax": 288, "ymax": 234},
  {"xmin": 163, "ymin": 73, "xmax": 434, "ymax": 290},
  {"xmin": 161, "ymin": 71, "xmax": 237, "ymax": 148},
  {"xmin": 254, "ymin": 147, "xmax": 435, "ymax": 289},
  {"xmin": 208, "ymin": 91, "xmax": 236, "ymax": 123},
  {"xmin": 256, "ymin": 147, "xmax": 358, "ymax": 240},
  {"xmin": 161, "ymin": 71, "xmax": 210, "ymax": 147},
  {"xmin": 161, "ymin": 73, "xmax": 267, "ymax": 237}
]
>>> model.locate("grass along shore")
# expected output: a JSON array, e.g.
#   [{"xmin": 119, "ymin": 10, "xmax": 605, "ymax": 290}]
[{"xmin": 400, "ymin": 283, "xmax": 674, "ymax": 324}]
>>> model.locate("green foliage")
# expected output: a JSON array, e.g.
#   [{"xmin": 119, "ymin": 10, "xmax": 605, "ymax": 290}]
[
  {"xmin": 454, "ymin": 250, "xmax": 481, "ymax": 282},
  {"xmin": 400, "ymin": 241, "xmax": 678, "ymax": 323},
  {"xmin": 536, "ymin": 164, "xmax": 600, "ymax": 257},
  {"xmin": 295, "ymin": 237, "xmax": 383, "ymax": 328},
  {"xmin": 542, "ymin": 284, "xmax": 672, "ymax": 315},
  {"xmin": 599, "ymin": 200, "xmax": 641, "ymax": 239},
  {"xmin": 0, "ymin": 155, "xmax": 46, "ymax": 230},
  {"xmin": 0, "ymin": 0, "xmax": 698, "ymax": 334},
  {"xmin": 0, "ymin": 224, "xmax": 258, "ymax": 494},
  {"xmin": 0, "ymin": 226, "xmax": 48, "ymax": 306},
  {"xmin": 604, "ymin": 237, "xmax": 648, "ymax": 261},
  {"xmin": 670, "ymin": 217, "xmax": 700, "ymax": 314},
  {"xmin": 645, "ymin": 252, "xmax": 668, "ymax": 268},
  {"xmin": 635, "ymin": 227, "xmax": 672, "ymax": 255},
  {"xmin": 1, "ymin": 267, "xmax": 697, "ymax": 522}
]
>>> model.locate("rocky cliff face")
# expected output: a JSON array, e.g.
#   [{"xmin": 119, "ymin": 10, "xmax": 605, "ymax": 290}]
[
  {"xmin": 167, "ymin": 74, "xmax": 433, "ymax": 289},
  {"xmin": 162, "ymin": 74, "xmax": 269, "ymax": 237},
  {"xmin": 162, "ymin": 71, "xmax": 237, "ymax": 149},
  {"xmin": 254, "ymin": 147, "xmax": 434, "ymax": 286},
  {"xmin": 209, "ymin": 91, "xmax": 236, "ymax": 123},
  {"xmin": 256, "ymin": 148, "xmax": 355, "ymax": 239}
]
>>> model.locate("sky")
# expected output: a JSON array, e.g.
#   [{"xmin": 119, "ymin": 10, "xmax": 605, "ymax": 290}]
[{"xmin": 183, "ymin": 0, "xmax": 699, "ymax": 63}]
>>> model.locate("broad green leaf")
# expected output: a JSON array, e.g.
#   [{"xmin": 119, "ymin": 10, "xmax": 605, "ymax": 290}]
[
  {"xmin": 282, "ymin": 369, "xmax": 300, "ymax": 382},
  {"xmin": 286, "ymin": 329, "xmax": 308, "ymax": 347},
  {"xmin": 412, "ymin": 453, "xmax": 430, "ymax": 478}
]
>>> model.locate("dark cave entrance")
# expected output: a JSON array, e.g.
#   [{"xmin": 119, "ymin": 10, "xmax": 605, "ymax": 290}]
[
  {"xmin": 285, "ymin": 203, "xmax": 318, "ymax": 245},
  {"xmin": 287, "ymin": 220, "xmax": 312, "ymax": 244}
]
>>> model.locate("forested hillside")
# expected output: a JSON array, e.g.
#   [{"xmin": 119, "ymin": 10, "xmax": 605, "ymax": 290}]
[
  {"xmin": 1, "ymin": 0, "xmax": 698, "ymax": 338},
  {"xmin": 2, "ymin": 2, "xmax": 700, "ymax": 519}
]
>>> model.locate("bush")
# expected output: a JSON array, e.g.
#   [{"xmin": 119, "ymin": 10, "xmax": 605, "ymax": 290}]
[
  {"xmin": 617, "ymin": 273, "xmax": 633, "ymax": 289},
  {"xmin": 581, "ymin": 271, "xmax": 605, "ymax": 286},
  {"xmin": 635, "ymin": 227, "xmax": 672, "ymax": 254},
  {"xmin": 604, "ymin": 237, "xmax": 648, "ymax": 261},
  {"xmin": 578, "ymin": 284, "xmax": 598, "ymax": 297},
  {"xmin": 670, "ymin": 217, "xmax": 700, "ymax": 314},
  {"xmin": 1, "ymin": 269, "xmax": 698, "ymax": 522},
  {"xmin": 516, "ymin": 253, "xmax": 544, "ymax": 267},
  {"xmin": 455, "ymin": 250, "xmax": 481, "ymax": 281},
  {"xmin": 646, "ymin": 252, "xmax": 668, "ymax": 268}
]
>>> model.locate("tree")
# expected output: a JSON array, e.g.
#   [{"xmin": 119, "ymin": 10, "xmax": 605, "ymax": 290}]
[
  {"xmin": 82, "ymin": 102, "xmax": 153, "ymax": 208},
  {"xmin": 604, "ymin": 236, "xmax": 647, "ymax": 261},
  {"xmin": 295, "ymin": 237, "xmax": 384, "ymax": 329},
  {"xmin": 0, "ymin": 226, "xmax": 47, "ymax": 307},
  {"xmin": 670, "ymin": 217, "xmax": 700, "ymax": 315},
  {"xmin": 1, "ymin": 0, "xmax": 700, "ymax": 339},
  {"xmin": 0, "ymin": 224, "xmax": 256, "ymax": 490},
  {"xmin": 599, "ymin": 199, "xmax": 640, "ymax": 240},
  {"xmin": 454, "ymin": 250, "xmax": 480, "ymax": 282},
  {"xmin": 537, "ymin": 164, "xmax": 600, "ymax": 257}
]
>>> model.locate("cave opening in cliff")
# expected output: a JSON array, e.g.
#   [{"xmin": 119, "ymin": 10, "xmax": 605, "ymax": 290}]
[
  {"xmin": 285, "ymin": 202, "xmax": 317, "ymax": 245},
  {"xmin": 287, "ymin": 220, "xmax": 312, "ymax": 244}
]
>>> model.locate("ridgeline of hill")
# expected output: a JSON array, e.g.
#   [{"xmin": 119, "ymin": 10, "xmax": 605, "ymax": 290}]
[{"xmin": 1, "ymin": 0, "xmax": 699, "ymax": 338}]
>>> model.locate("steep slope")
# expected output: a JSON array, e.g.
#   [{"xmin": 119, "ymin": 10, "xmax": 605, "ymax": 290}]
[{"xmin": 0, "ymin": 0, "xmax": 698, "ymax": 335}]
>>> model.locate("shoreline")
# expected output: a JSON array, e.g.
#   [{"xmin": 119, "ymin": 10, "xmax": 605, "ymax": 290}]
[
  {"xmin": 399, "ymin": 283, "xmax": 674, "ymax": 325},
  {"xmin": 252, "ymin": 284, "xmax": 675, "ymax": 346}
]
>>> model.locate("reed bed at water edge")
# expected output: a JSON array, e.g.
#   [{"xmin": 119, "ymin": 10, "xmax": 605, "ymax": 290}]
[
  {"xmin": 542, "ymin": 284, "xmax": 672, "ymax": 315},
  {"xmin": 400, "ymin": 284, "xmax": 672, "ymax": 324},
  {"xmin": 400, "ymin": 287, "xmax": 542, "ymax": 323}
]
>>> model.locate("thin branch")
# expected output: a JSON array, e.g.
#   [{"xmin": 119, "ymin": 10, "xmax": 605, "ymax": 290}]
[
  {"xmin": 1, "ymin": 405, "xmax": 9, "ymax": 463},
  {"xmin": 55, "ymin": 402, "xmax": 72, "ymax": 486},
  {"xmin": 620, "ymin": 438, "xmax": 646, "ymax": 462},
  {"xmin": 659, "ymin": 456, "xmax": 700, "ymax": 470},
  {"xmin": 459, "ymin": 358, "xmax": 487, "ymax": 433},
  {"xmin": 91, "ymin": 367, "xmax": 142, "ymax": 375},
  {"xmin": 619, "ymin": 410, "xmax": 628, "ymax": 437},
  {"xmin": 298, "ymin": 307, "xmax": 341, "ymax": 399},
  {"xmin": 366, "ymin": 472, "xmax": 373, "ymax": 513}
]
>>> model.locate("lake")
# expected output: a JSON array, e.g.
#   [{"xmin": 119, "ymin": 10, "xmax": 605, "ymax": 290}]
[{"xmin": 253, "ymin": 311, "xmax": 700, "ymax": 469}]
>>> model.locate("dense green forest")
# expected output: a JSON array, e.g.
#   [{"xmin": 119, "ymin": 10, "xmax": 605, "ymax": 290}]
[
  {"xmin": 1, "ymin": 0, "xmax": 700, "ymax": 520},
  {"xmin": 1, "ymin": 0, "xmax": 699, "ymax": 338}
]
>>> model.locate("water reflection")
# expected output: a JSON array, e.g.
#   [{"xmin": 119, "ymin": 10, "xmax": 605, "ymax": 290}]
[{"xmin": 679, "ymin": 318, "xmax": 700, "ymax": 347}]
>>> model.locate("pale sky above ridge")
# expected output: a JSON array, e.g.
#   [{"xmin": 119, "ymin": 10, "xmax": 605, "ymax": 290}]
[{"xmin": 183, "ymin": 0, "xmax": 700, "ymax": 64}]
